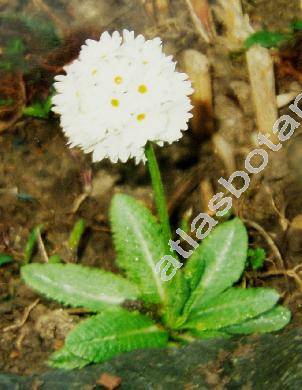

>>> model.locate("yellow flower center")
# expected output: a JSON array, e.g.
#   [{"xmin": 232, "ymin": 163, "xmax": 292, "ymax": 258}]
[
  {"xmin": 137, "ymin": 113, "xmax": 146, "ymax": 121},
  {"xmin": 111, "ymin": 99, "xmax": 119, "ymax": 107},
  {"xmin": 91, "ymin": 69, "xmax": 98, "ymax": 76},
  {"xmin": 114, "ymin": 76, "xmax": 123, "ymax": 85},
  {"xmin": 138, "ymin": 84, "xmax": 148, "ymax": 94}
]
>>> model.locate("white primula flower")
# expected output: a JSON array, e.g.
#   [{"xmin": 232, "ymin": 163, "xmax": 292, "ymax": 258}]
[{"xmin": 52, "ymin": 30, "xmax": 193, "ymax": 163}]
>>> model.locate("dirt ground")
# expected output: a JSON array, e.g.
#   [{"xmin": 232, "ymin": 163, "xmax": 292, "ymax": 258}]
[{"xmin": 1, "ymin": 0, "xmax": 302, "ymax": 375}]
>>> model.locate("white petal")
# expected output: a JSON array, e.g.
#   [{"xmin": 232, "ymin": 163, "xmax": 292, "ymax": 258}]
[{"xmin": 53, "ymin": 30, "xmax": 193, "ymax": 164}]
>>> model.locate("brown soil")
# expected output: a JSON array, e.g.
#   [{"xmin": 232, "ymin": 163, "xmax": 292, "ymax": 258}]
[{"xmin": 0, "ymin": 0, "xmax": 302, "ymax": 376}]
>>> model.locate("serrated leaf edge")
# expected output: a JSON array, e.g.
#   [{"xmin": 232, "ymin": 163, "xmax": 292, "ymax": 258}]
[{"xmin": 111, "ymin": 195, "xmax": 166, "ymax": 303}]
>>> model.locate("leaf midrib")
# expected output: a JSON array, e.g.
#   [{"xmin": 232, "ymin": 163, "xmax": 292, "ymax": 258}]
[
  {"xmin": 124, "ymin": 208, "xmax": 166, "ymax": 302},
  {"xmin": 35, "ymin": 273, "xmax": 125, "ymax": 305},
  {"xmin": 192, "ymin": 296, "xmax": 264, "ymax": 317},
  {"xmin": 77, "ymin": 325, "xmax": 161, "ymax": 344},
  {"xmin": 200, "ymin": 227, "xmax": 235, "ymax": 292}
]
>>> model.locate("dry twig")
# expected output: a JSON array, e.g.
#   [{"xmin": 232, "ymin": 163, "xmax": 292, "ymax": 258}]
[
  {"xmin": 199, "ymin": 179, "xmax": 215, "ymax": 215},
  {"xmin": 184, "ymin": 0, "xmax": 215, "ymax": 43},
  {"xmin": 185, "ymin": 0, "xmax": 210, "ymax": 43},
  {"xmin": 277, "ymin": 92, "xmax": 301, "ymax": 109},
  {"xmin": 212, "ymin": 134, "xmax": 236, "ymax": 176},
  {"xmin": 213, "ymin": 0, "xmax": 253, "ymax": 49},
  {"xmin": 3, "ymin": 299, "xmax": 39, "ymax": 333},
  {"xmin": 246, "ymin": 46, "xmax": 278, "ymax": 140},
  {"xmin": 154, "ymin": 0, "xmax": 170, "ymax": 23},
  {"xmin": 36, "ymin": 228, "xmax": 49, "ymax": 263},
  {"xmin": 71, "ymin": 169, "xmax": 93, "ymax": 213},
  {"xmin": 255, "ymin": 269, "xmax": 302, "ymax": 293},
  {"xmin": 179, "ymin": 49, "xmax": 213, "ymax": 137}
]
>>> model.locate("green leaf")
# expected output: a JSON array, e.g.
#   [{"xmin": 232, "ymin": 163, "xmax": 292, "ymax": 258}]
[
  {"xmin": 188, "ymin": 329, "xmax": 231, "ymax": 340},
  {"xmin": 224, "ymin": 305, "xmax": 291, "ymax": 335},
  {"xmin": 23, "ymin": 96, "xmax": 52, "ymax": 119},
  {"xmin": 110, "ymin": 194, "xmax": 165, "ymax": 304},
  {"xmin": 0, "ymin": 98, "xmax": 14, "ymax": 107},
  {"xmin": 162, "ymin": 268, "xmax": 189, "ymax": 329},
  {"xmin": 68, "ymin": 218, "xmax": 85, "ymax": 251},
  {"xmin": 182, "ymin": 287, "xmax": 279, "ymax": 331},
  {"xmin": 244, "ymin": 30, "xmax": 291, "ymax": 49},
  {"xmin": 291, "ymin": 19, "xmax": 302, "ymax": 31},
  {"xmin": 184, "ymin": 249, "xmax": 205, "ymax": 293},
  {"xmin": 0, "ymin": 13, "xmax": 60, "ymax": 72},
  {"xmin": 184, "ymin": 218, "xmax": 248, "ymax": 313},
  {"xmin": 247, "ymin": 247, "xmax": 266, "ymax": 270},
  {"xmin": 110, "ymin": 194, "xmax": 188, "ymax": 321},
  {"xmin": 21, "ymin": 263, "xmax": 139, "ymax": 312},
  {"xmin": 49, "ymin": 347, "xmax": 90, "ymax": 369},
  {"xmin": 65, "ymin": 308, "xmax": 168, "ymax": 363},
  {"xmin": 0, "ymin": 37, "xmax": 27, "ymax": 72},
  {"xmin": 48, "ymin": 254, "xmax": 62, "ymax": 263},
  {"xmin": 19, "ymin": 15, "xmax": 61, "ymax": 49},
  {"xmin": 5, "ymin": 37, "xmax": 25, "ymax": 56},
  {"xmin": 0, "ymin": 254, "xmax": 14, "ymax": 266}
]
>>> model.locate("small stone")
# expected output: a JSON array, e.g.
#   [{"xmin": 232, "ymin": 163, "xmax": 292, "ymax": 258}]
[
  {"xmin": 96, "ymin": 373, "xmax": 121, "ymax": 389},
  {"xmin": 9, "ymin": 350, "xmax": 20, "ymax": 359}
]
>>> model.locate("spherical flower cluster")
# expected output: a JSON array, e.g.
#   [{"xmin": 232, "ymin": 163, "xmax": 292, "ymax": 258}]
[{"xmin": 52, "ymin": 30, "xmax": 193, "ymax": 163}]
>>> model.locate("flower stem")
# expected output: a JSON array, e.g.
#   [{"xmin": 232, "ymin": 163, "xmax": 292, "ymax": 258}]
[{"xmin": 145, "ymin": 143, "xmax": 172, "ymax": 243}]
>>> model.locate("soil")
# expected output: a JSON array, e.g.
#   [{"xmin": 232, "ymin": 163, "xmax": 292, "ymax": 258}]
[{"xmin": 0, "ymin": 0, "xmax": 302, "ymax": 376}]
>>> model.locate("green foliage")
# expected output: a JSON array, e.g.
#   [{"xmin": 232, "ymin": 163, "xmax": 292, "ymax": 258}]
[
  {"xmin": 21, "ymin": 263, "xmax": 139, "ymax": 312},
  {"xmin": 0, "ymin": 13, "xmax": 60, "ymax": 72},
  {"xmin": 244, "ymin": 30, "xmax": 291, "ymax": 49},
  {"xmin": 23, "ymin": 95, "xmax": 53, "ymax": 119},
  {"xmin": 23, "ymin": 224, "xmax": 44, "ymax": 264},
  {"xmin": 0, "ymin": 13, "xmax": 60, "ymax": 49},
  {"xmin": 55, "ymin": 308, "xmax": 168, "ymax": 366},
  {"xmin": 224, "ymin": 306, "xmax": 291, "ymax": 334},
  {"xmin": 247, "ymin": 247, "xmax": 266, "ymax": 270},
  {"xmin": 48, "ymin": 254, "xmax": 62, "ymax": 264},
  {"xmin": 182, "ymin": 288, "xmax": 279, "ymax": 331},
  {"xmin": 17, "ymin": 14, "xmax": 61, "ymax": 49},
  {"xmin": 110, "ymin": 194, "xmax": 189, "ymax": 328},
  {"xmin": 68, "ymin": 218, "xmax": 86, "ymax": 252},
  {"xmin": 21, "ymin": 195, "xmax": 290, "ymax": 369},
  {"xmin": 185, "ymin": 329, "xmax": 230, "ymax": 340},
  {"xmin": 0, "ymin": 254, "xmax": 14, "ymax": 266},
  {"xmin": 5, "ymin": 37, "xmax": 25, "ymax": 56},
  {"xmin": 291, "ymin": 19, "xmax": 302, "ymax": 31},
  {"xmin": 0, "ymin": 37, "xmax": 27, "ymax": 71},
  {"xmin": 183, "ymin": 219, "xmax": 248, "ymax": 312},
  {"xmin": 0, "ymin": 98, "xmax": 14, "ymax": 107},
  {"xmin": 110, "ymin": 194, "xmax": 167, "ymax": 304},
  {"xmin": 49, "ymin": 347, "xmax": 89, "ymax": 370}
]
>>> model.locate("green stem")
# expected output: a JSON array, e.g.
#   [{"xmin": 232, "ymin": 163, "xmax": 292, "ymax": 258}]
[{"xmin": 145, "ymin": 143, "xmax": 172, "ymax": 243}]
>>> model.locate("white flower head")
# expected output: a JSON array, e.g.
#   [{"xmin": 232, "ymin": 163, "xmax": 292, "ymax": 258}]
[{"xmin": 52, "ymin": 30, "xmax": 193, "ymax": 164}]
